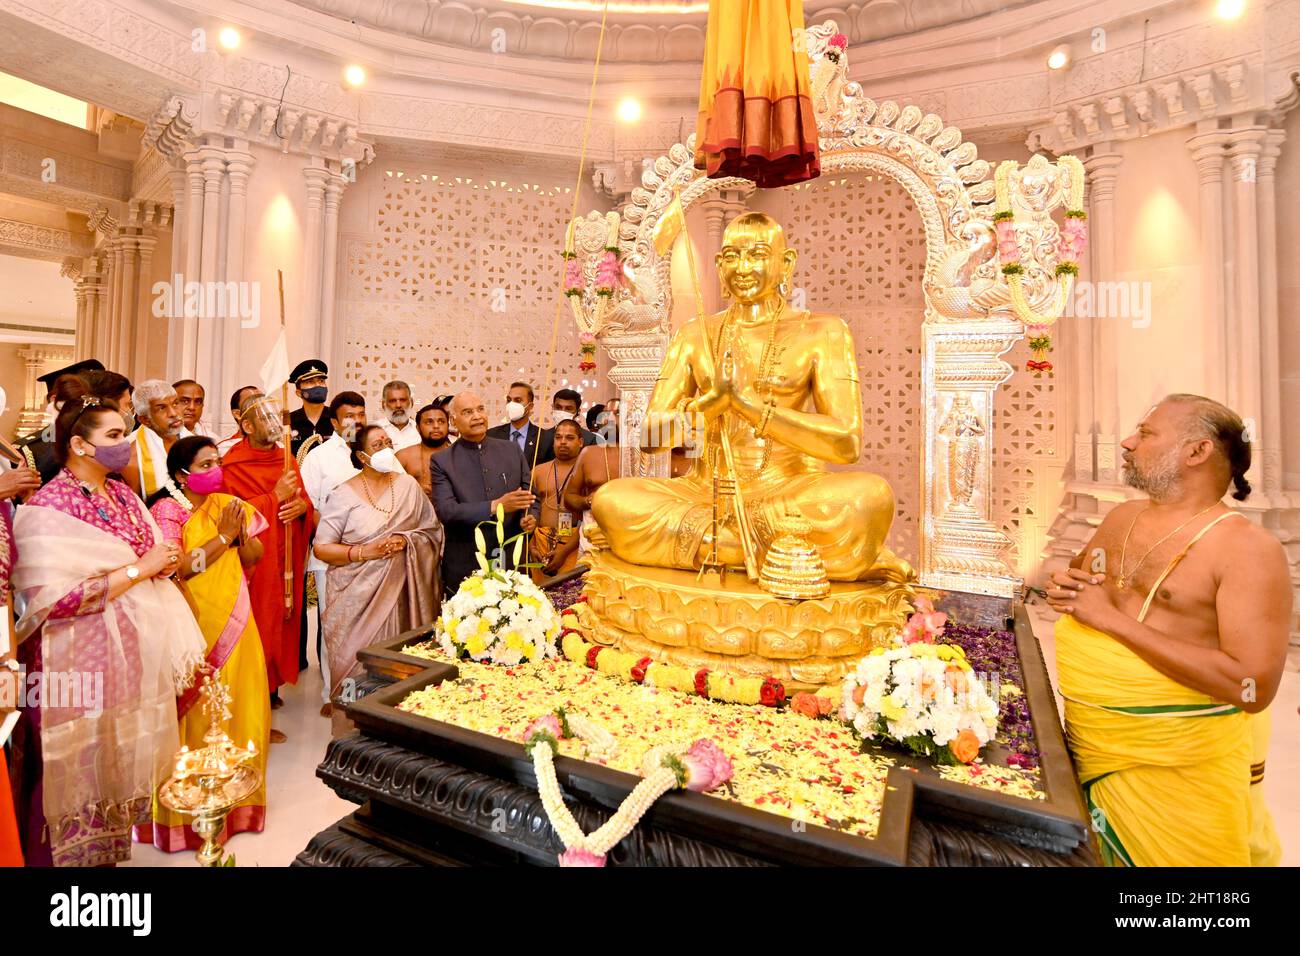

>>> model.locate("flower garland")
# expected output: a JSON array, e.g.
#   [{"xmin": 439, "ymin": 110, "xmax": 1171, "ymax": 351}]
[
  {"xmin": 558, "ymin": 612, "xmax": 787, "ymax": 707},
  {"xmin": 578, "ymin": 331, "xmax": 597, "ymax": 372},
  {"xmin": 523, "ymin": 708, "xmax": 733, "ymax": 866},
  {"xmin": 164, "ymin": 476, "xmax": 194, "ymax": 512},
  {"xmin": 993, "ymin": 156, "xmax": 1087, "ymax": 375}
]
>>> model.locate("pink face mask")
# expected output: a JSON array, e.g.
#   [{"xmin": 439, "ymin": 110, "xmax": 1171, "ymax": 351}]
[{"xmin": 184, "ymin": 464, "xmax": 225, "ymax": 495}]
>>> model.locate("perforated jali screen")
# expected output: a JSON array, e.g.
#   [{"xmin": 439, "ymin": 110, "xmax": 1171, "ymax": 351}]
[{"xmin": 340, "ymin": 169, "xmax": 598, "ymax": 421}]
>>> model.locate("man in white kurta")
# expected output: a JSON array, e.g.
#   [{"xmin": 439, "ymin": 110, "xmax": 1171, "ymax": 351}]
[
  {"xmin": 378, "ymin": 380, "xmax": 421, "ymax": 451},
  {"xmin": 299, "ymin": 391, "xmax": 366, "ymax": 705},
  {"xmin": 125, "ymin": 380, "xmax": 192, "ymax": 498}
]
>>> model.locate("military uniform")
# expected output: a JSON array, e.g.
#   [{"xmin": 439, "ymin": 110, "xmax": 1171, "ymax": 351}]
[{"xmin": 288, "ymin": 359, "xmax": 333, "ymax": 459}]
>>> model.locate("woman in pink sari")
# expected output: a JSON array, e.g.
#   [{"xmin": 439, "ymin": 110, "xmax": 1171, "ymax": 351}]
[
  {"xmin": 313, "ymin": 425, "xmax": 442, "ymax": 705},
  {"xmin": 9, "ymin": 389, "xmax": 205, "ymax": 866}
]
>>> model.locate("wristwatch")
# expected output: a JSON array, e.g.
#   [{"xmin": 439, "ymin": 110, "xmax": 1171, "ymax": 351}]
[{"xmin": 125, "ymin": 565, "xmax": 141, "ymax": 581}]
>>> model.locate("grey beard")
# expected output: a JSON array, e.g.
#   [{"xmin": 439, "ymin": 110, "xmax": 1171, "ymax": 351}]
[
  {"xmin": 389, "ymin": 411, "xmax": 409, "ymax": 426},
  {"xmin": 1122, "ymin": 450, "xmax": 1183, "ymax": 501}
]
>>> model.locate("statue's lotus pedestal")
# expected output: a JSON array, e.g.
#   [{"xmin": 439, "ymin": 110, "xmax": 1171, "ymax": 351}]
[{"xmin": 581, "ymin": 551, "xmax": 914, "ymax": 693}]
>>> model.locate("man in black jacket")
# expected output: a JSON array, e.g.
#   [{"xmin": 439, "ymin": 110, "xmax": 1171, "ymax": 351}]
[{"xmin": 432, "ymin": 390, "xmax": 538, "ymax": 596}]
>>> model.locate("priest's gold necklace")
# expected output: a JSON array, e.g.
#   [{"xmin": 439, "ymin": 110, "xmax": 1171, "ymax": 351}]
[{"xmin": 1115, "ymin": 502, "xmax": 1219, "ymax": 590}]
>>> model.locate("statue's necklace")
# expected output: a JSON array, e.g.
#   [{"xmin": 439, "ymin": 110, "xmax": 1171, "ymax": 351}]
[{"xmin": 1115, "ymin": 502, "xmax": 1218, "ymax": 590}]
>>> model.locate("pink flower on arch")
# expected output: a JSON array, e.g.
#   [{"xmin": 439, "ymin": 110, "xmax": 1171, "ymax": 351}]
[{"xmin": 995, "ymin": 219, "xmax": 1021, "ymax": 264}]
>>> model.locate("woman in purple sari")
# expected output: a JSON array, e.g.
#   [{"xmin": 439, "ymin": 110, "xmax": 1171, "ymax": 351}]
[{"xmin": 9, "ymin": 390, "xmax": 205, "ymax": 866}]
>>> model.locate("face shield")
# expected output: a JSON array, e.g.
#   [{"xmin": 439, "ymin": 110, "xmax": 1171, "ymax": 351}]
[{"xmin": 240, "ymin": 395, "xmax": 285, "ymax": 444}]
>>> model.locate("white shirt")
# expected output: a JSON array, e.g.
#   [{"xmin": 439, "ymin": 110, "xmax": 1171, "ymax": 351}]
[
  {"xmin": 380, "ymin": 418, "xmax": 421, "ymax": 451},
  {"xmin": 299, "ymin": 433, "xmax": 359, "ymax": 572}
]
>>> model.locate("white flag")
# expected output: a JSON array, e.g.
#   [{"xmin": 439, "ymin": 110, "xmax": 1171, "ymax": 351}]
[{"xmin": 260, "ymin": 327, "xmax": 290, "ymax": 394}]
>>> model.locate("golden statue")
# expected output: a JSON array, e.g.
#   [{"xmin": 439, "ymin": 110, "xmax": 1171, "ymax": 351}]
[
  {"xmin": 583, "ymin": 212, "xmax": 915, "ymax": 691},
  {"xmin": 592, "ymin": 211, "xmax": 909, "ymax": 583}
]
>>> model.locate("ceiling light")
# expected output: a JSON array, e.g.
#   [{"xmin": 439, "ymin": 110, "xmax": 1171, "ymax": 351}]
[
  {"xmin": 1216, "ymin": 0, "xmax": 1246, "ymax": 19},
  {"xmin": 1047, "ymin": 45, "xmax": 1071, "ymax": 70},
  {"xmin": 344, "ymin": 65, "xmax": 366, "ymax": 87},
  {"xmin": 218, "ymin": 27, "xmax": 241, "ymax": 51},
  {"xmin": 616, "ymin": 96, "xmax": 642, "ymax": 124}
]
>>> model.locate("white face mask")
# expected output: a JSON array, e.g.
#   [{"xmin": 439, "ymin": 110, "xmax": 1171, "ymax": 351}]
[
  {"xmin": 43, "ymin": 401, "xmax": 57, "ymax": 425},
  {"xmin": 505, "ymin": 401, "xmax": 527, "ymax": 423},
  {"xmin": 365, "ymin": 446, "xmax": 403, "ymax": 474},
  {"xmin": 552, "ymin": 410, "xmax": 575, "ymax": 423}
]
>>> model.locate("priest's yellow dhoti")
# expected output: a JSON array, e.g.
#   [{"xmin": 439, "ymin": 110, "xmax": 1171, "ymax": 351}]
[
  {"xmin": 1248, "ymin": 709, "xmax": 1282, "ymax": 867},
  {"xmin": 1055, "ymin": 614, "xmax": 1250, "ymax": 867}
]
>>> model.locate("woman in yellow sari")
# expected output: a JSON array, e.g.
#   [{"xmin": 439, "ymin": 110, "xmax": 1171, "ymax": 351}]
[{"xmin": 137, "ymin": 436, "xmax": 270, "ymax": 852}]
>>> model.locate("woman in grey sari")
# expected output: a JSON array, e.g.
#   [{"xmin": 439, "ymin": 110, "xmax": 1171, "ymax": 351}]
[{"xmin": 313, "ymin": 425, "xmax": 442, "ymax": 701}]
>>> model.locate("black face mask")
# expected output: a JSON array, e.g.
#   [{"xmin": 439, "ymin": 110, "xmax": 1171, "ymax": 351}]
[{"xmin": 422, "ymin": 435, "xmax": 448, "ymax": 449}]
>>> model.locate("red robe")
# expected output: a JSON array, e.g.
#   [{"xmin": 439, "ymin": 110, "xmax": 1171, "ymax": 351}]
[{"xmin": 220, "ymin": 438, "xmax": 314, "ymax": 692}]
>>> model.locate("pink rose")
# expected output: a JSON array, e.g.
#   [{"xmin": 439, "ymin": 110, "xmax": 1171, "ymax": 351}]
[
  {"xmin": 558, "ymin": 847, "xmax": 607, "ymax": 867},
  {"xmin": 902, "ymin": 596, "xmax": 947, "ymax": 643},
  {"xmin": 595, "ymin": 250, "xmax": 622, "ymax": 294},
  {"xmin": 995, "ymin": 219, "xmax": 1020, "ymax": 263},
  {"xmin": 679, "ymin": 739, "xmax": 734, "ymax": 792},
  {"xmin": 564, "ymin": 258, "xmax": 584, "ymax": 294},
  {"xmin": 523, "ymin": 713, "xmax": 563, "ymax": 743}
]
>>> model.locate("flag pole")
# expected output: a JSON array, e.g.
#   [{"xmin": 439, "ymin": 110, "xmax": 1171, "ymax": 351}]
[{"xmin": 277, "ymin": 269, "xmax": 294, "ymax": 618}]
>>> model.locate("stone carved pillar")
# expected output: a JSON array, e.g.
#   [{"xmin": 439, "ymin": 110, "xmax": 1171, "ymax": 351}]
[
  {"xmin": 1255, "ymin": 127, "xmax": 1285, "ymax": 498},
  {"xmin": 1186, "ymin": 130, "xmax": 1230, "ymax": 403},
  {"xmin": 181, "ymin": 148, "xmax": 206, "ymax": 378},
  {"xmin": 319, "ymin": 165, "xmax": 347, "ymax": 370},
  {"xmin": 166, "ymin": 163, "xmax": 188, "ymax": 378},
  {"xmin": 116, "ymin": 234, "xmax": 141, "ymax": 375},
  {"xmin": 1227, "ymin": 127, "xmax": 1267, "ymax": 494},
  {"xmin": 1083, "ymin": 148, "xmax": 1123, "ymax": 484},
  {"xmin": 196, "ymin": 146, "xmax": 227, "ymax": 394},
  {"xmin": 104, "ymin": 237, "xmax": 124, "ymax": 367},
  {"xmin": 923, "ymin": 322, "xmax": 1023, "ymax": 597},
  {"xmin": 132, "ymin": 233, "xmax": 157, "ymax": 383},
  {"xmin": 220, "ymin": 148, "xmax": 255, "ymax": 429},
  {"xmin": 302, "ymin": 163, "xmax": 330, "ymax": 350},
  {"xmin": 600, "ymin": 331, "xmax": 672, "ymax": 480}
]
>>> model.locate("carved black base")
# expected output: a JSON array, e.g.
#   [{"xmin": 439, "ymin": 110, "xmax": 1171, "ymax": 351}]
[{"xmin": 299, "ymin": 604, "xmax": 1099, "ymax": 867}]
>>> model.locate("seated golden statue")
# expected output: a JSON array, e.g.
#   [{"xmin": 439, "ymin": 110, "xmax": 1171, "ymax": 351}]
[{"xmin": 592, "ymin": 211, "xmax": 910, "ymax": 585}]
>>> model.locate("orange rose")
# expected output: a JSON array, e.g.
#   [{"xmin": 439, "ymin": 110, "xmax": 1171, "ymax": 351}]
[
  {"xmin": 851, "ymin": 683, "xmax": 867, "ymax": 706},
  {"xmin": 949, "ymin": 729, "xmax": 980, "ymax": 764},
  {"xmin": 789, "ymin": 693, "xmax": 821, "ymax": 719}
]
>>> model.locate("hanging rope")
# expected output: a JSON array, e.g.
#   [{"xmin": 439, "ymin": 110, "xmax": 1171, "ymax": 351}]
[
  {"xmin": 528, "ymin": 1, "xmax": 611, "ymax": 482},
  {"xmin": 519, "ymin": 0, "xmax": 611, "ymax": 571}
]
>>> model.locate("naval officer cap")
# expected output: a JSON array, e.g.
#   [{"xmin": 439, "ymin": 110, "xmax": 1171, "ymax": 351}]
[
  {"xmin": 37, "ymin": 358, "xmax": 105, "ymax": 387},
  {"xmin": 290, "ymin": 360, "xmax": 328, "ymax": 385}
]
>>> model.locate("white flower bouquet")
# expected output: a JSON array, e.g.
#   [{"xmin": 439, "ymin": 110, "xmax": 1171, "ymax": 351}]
[
  {"xmin": 435, "ymin": 505, "xmax": 561, "ymax": 666},
  {"xmin": 840, "ymin": 600, "xmax": 999, "ymax": 765}
]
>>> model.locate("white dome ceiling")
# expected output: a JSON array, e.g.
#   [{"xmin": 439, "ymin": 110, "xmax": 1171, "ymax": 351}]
[{"xmin": 281, "ymin": 0, "xmax": 1033, "ymax": 63}]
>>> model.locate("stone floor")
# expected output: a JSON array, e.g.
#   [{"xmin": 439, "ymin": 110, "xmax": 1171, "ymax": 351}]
[{"xmin": 126, "ymin": 607, "xmax": 1300, "ymax": 867}]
